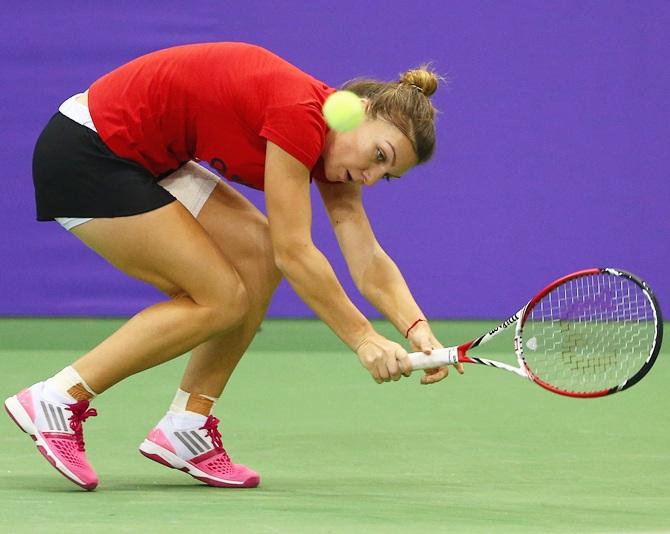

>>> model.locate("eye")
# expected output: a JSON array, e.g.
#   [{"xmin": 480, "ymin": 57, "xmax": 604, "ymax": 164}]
[{"xmin": 376, "ymin": 148, "xmax": 386, "ymax": 162}]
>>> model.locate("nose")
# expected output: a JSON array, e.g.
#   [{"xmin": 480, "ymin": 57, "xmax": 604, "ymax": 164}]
[{"xmin": 362, "ymin": 167, "xmax": 386, "ymax": 186}]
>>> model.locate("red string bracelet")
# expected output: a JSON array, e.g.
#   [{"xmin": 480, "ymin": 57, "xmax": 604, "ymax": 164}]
[{"xmin": 405, "ymin": 318, "xmax": 426, "ymax": 338}]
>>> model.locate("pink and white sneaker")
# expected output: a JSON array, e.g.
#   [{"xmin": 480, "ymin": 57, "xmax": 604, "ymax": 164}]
[
  {"xmin": 139, "ymin": 413, "xmax": 259, "ymax": 488},
  {"xmin": 4, "ymin": 382, "xmax": 99, "ymax": 490}
]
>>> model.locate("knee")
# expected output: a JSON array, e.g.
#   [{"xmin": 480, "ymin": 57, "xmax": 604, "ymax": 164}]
[
  {"xmin": 229, "ymin": 281, "xmax": 251, "ymax": 325},
  {"xmin": 203, "ymin": 280, "xmax": 250, "ymax": 333}
]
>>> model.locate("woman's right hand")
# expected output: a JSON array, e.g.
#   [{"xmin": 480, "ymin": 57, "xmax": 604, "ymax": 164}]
[{"xmin": 355, "ymin": 333, "xmax": 412, "ymax": 384}]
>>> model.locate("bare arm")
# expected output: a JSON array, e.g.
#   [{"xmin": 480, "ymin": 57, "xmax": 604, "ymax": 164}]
[
  {"xmin": 316, "ymin": 179, "xmax": 464, "ymax": 383},
  {"xmin": 315, "ymin": 178, "xmax": 424, "ymax": 333},
  {"xmin": 264, "ymin": 142, "xmax": 410, "ymax": 382}
]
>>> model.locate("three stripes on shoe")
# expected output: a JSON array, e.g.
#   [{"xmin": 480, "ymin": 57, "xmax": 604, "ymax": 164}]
[
  {"xmin": 40, "ymin": 401, "xmax": 71, "ymax": 432},
  {"xmin": 173, "ymin": 430, "xmax": 213, "ymax": 456},
  {"xmin": 40, "ymin": 397, "xmax": 214, "ymax": 458}
]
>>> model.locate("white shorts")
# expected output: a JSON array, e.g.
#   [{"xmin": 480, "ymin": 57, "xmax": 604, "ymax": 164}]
[{"xmin": 55, "ymin": 94, "xmax": 219, "ymax": 231}]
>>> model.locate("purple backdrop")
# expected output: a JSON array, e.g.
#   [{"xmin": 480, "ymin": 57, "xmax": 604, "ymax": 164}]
[{"xmin": 1, "ymin": 1, "xmax": 668, "ymax": 319}]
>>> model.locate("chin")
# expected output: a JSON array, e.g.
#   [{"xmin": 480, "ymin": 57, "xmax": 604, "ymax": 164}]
[{"xmin": 322, "ymin": 164, "xmax": 338, "ymax": 183}]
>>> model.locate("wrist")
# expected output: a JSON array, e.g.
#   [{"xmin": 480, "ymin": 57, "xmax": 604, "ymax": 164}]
[{"xmin": 350, "ymin": 322, "xmax": 377, "ymax": 353}]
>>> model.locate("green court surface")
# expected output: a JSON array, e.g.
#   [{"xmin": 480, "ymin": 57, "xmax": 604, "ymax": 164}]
[{"xmin": 1, "ymin": 318, "xmax": 668, "ymax": 533}]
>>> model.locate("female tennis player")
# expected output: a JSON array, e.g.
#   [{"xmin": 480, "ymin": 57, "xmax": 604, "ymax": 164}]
[{"xmin": 4, "ymin": 42, "xmax": 462, "ymax": 491}]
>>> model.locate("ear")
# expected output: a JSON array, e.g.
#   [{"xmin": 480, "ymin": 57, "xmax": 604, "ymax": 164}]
[{"xmin": 361, "ymin": 97, "xmax": 370, "ymax": 113}]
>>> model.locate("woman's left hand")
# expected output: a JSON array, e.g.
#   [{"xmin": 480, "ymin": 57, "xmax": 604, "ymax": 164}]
[{"xmin": 407, "ymin": 321, "xmax": 464, "ymax": 385}]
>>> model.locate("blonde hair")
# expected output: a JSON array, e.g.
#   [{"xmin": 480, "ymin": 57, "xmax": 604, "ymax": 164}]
[{"xmin": 342, "ymin": 65, "xmax": 442, "ymax": 163}]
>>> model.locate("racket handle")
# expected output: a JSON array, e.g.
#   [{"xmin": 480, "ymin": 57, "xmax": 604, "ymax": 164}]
[{"xmin": 408, "ymin": 347, "xmax": 459, "ymax": 370}]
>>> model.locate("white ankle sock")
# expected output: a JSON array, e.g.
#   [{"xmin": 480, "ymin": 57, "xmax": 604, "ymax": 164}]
[
  {"xmin": 44, "ymin": 366, "xmax": 97, "ymax": 404},
  {"xmin": 168, "ymin": 388, "xmax": 218, "ymax": 429}
]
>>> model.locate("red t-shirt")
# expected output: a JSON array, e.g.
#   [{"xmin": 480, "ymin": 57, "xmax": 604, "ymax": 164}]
[{"xmin": 89, "ymin": 42, "xmax": 334, "ymax": 190}]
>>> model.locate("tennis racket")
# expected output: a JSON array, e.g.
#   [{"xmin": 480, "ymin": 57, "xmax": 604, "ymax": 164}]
[{"xmin": 408, "ymin": 268, "xmax": 663, "ymax": 398}]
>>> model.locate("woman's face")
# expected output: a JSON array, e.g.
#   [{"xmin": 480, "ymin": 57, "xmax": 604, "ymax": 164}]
[{"xmin": 322, "ymin": 115, "xmax": 417, "ymax": 186}]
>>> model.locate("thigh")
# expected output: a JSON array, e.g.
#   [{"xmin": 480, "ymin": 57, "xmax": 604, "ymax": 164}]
[
  {"xmin": 71, "ymin": 200, "xmax": 242, "ymax": 302},
  {"xmin": 195, "ymin": 175, "xmax": 281, "ymax": 298}
]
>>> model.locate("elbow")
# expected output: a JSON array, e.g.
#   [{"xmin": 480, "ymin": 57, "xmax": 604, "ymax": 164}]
[
  {"xmin": 272, "ymin": 242, "xmax": 311, "ymax": 275},
  {"xmin": 357, "ymin": 277, "xmax": 381, "ymax": 300},
  {"xmin": 351, "ymin": 270, "xmax": 367, "ymax": 294},
  {"xmin": 352, "ymin": 266, "xmax": 379, "ymax": 298},
  {"xmin": 352, "ymin": 250, "xmax": 394, "ymax": 298},
  {"xmin": 273, "ymin": 253, "xmax": 291, "ymax": 275},
  {"xmin": 350, "ymin": 250, "xmax": 381, "ymax": 295}
]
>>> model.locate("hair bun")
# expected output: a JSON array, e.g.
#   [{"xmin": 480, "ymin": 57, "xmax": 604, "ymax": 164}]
[{"xmin": 399, "ymin": 65, "xmax": 441, "ymax": 97}]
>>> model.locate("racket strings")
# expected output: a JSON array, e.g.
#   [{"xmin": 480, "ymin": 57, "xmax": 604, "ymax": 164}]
[{"xmin": 521, "ymin": 273, "xmax": 656, "ymax": 393}]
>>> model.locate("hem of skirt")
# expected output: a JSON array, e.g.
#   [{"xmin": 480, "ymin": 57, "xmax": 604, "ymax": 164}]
[{"xmin": 35, "ymin": 197, "xmax": 177, "ymax": 221}]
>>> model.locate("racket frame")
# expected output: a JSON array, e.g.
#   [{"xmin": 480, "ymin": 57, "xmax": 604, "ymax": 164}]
[{"xmin": 408, "ymin": 267, "xmax": 663, "ymax": 398}]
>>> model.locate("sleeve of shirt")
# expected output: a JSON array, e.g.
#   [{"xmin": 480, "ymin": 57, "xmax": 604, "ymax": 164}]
[{"xmin": 259, "ymin": 101, "xmax": 327, "ymax": 171}]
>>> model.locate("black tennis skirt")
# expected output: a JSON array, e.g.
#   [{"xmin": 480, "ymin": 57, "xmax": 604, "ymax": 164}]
[{"xmin": 32, "ymin": 112, "xmax": 176, "ymax": 220}]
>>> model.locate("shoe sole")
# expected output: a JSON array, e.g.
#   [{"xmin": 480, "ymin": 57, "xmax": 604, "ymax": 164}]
[
  {"xmin": 4, "ymin": 395, "xmax": 97, "ymax": 491},
  {"xmin": 139, "ymin": 439, "xmax": 260, "ymax": 488}
]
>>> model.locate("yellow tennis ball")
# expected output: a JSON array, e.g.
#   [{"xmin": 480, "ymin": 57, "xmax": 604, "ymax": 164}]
[{"xmin": 322, "ymin": 91, "xmax": 365, "ymax": 132}]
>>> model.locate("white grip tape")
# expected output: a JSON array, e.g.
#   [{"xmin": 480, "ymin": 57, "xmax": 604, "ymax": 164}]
[{"xmin": 408, "ymin": 347, "xmax": 459, "ymax": 371}]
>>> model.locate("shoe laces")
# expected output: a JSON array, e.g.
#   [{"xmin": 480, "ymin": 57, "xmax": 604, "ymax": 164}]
[
  {"xmin": 200, "ymin": 415, "xmax": 228, "ymax": 458},
  {"xmin": 66, "ymin": 400, "xmax": 97, "ymax": 452}
]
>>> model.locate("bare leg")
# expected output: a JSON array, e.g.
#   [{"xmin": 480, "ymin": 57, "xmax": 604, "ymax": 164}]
[
  {"xmin": 179, "ymin": 314, "xmax": 266, "ymax": 398},
  {"xmin": 69, "ymin": 201, "xmax": 249, "ymax": 393},
  {"xmin": 176, "ymin": 179, "xmax": 282, "ymax": 398}
]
